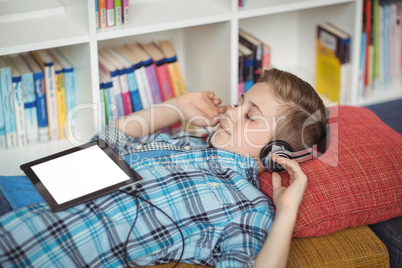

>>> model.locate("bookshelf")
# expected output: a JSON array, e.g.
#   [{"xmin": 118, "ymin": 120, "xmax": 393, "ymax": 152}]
[{"xmin": 0, "ymin": 0, "xmax": 401, "ymax": 175}]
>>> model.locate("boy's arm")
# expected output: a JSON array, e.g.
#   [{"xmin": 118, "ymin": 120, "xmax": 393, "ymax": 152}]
[
  {"xmin": 254, "ymin": 154, "xmax": 307, "ymax": 268},
  {"xmin": 115, "ymin": 91, "xmax": 229, "ymax": 138}
]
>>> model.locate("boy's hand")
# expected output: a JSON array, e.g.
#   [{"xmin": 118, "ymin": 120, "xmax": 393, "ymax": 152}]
[
  {"xmin": 271, "ymin": 154, "xmax": 307, "ymax": 213},
  {"xmin": 176, "ymin": 91, "xmax": 230, "ymax": 127}
]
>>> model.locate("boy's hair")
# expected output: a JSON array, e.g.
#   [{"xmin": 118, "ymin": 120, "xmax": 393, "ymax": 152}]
[{"xmin": 257, "ymin": 68, "xmax": 328, "ymax": 151}]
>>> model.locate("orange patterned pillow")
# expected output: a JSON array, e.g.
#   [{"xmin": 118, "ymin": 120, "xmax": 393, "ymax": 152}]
[{"xmin": 258, "ymin": 106, "xmax": 402, "ymax": 237}]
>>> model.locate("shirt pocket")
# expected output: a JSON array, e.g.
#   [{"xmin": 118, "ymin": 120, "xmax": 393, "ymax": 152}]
[{"xmin": 201, "ymin": 166, "xmax": 247, "ymax": 208}]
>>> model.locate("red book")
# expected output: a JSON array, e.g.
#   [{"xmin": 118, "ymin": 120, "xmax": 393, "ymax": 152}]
[{"xmin": 142, "ymin": 42, "xmax": 175, "ymax": 101}]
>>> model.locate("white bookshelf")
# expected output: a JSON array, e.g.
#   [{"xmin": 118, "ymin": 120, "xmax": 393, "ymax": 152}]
[{"xmin": 0, "ymin": 0, "xmax": 400, "ymax": 175}]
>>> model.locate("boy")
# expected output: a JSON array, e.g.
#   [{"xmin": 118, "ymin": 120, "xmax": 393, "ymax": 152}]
[{"xmin": 0, "ymin": 68, "xmax": 327, "ymax": 267}]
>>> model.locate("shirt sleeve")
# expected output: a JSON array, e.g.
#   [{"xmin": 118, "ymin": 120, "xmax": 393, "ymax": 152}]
[{"xmin": 215, "ymin": 210, "xmax": 273, "ymax": 268}]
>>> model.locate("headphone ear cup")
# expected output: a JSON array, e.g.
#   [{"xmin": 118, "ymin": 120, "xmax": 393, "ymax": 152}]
[{"xmin": 260, "ymin": 141, "xmax": 294, "ymax": 173}]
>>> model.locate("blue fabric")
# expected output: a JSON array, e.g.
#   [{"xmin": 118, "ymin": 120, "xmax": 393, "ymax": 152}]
[
  {"xmin": 0, "ymin": 190, "xmax": 12, "ymax": 216},
  {"xmin": 0, "ymin": 176, "xmax": 45, "ymax": 210},
  {"xmin": 0, "ymin": 124, "xmax": 273, "ymax": 268}
]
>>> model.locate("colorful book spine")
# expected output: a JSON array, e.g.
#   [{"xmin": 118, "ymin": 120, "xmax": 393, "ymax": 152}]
[
  {"xmin": 11, "ymin": 54, "xmax": 39, "ymax": 145},
  {"xmin": 0, "ymin": 87, "xmax": 5, "ymax": 150},
  {"xmin": 117, "ymin": 45, "xmax": 153, "ymax": 109},
  {"xmin": 114, "ymin": 0, "xmax": 122, "ymax": 26},
  {"xmin": 239, "ymin": 43, "xmax": 254, "ymax": 92},
  {"xmin": 100, "ymin": 70, "xmax": 118, "ymax": 121},
  {"xmin": 110, "ymin": 48, "xmax": 142, "ymax": 112},
  {"xmin": 142, "ymin": 42, "xmax": 175, "ymax": 102},
  {"xmin": 23, "ymin": 53, "xmax": 49, "ymax": 142},
  {"xmin": 95, "ymin": 0, "xmax": 99, "ymax": 29},
  {"xmin": 106, "ymin": 0, "xmax": 115, "ymax": 27},
  {"xmin": 8, "ymin": 57, "xmax": 27, "ymax": 147},
  {"xmin": 158, "ymin": 41, "xmax": 186, "ymax": 97},
  {"xmin": 122, "ymin": 0, "xmax": 130, "ymax": 24},
  {"xmin": 49, "ymin": 49, "xmax": 77, "ymax": 138},
  {"xmin": 31, "ymin": 50, "xmax": 59, "ymax": 140},
  {"xmin": 54, "ymin": 61, "xmax": 67, "ymax": 139},
  {"xmin": 98, "ymin": 0, "xmax": 107, "ymax": 28},
  {"xmin": 99, "ymin": 81, "xmax": 107, "ymax": 130},
  {"xmin": 0, "ymin": 57, "xmax": 18, "ymax": 148},
  {"xmin": 100, "ymin": 50, "xmax": 133, "ymax": 115},
  {"xmin": 98, "ymin": 54, "xmax": 125, "ymax": 118}
]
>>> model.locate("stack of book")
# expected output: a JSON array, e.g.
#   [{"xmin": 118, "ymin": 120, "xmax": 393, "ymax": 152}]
[
  {"xmin": 0, "ymin": 49, "xmax": 77, "ymax": 150},
  {"xmin": 360, "ymin": 0, "xmax": 402, "ymax": 100},
  {"xmin": 97, "ymin": 40, "xmax": 186, "ymax": 134},
  {"xmin": 315, "ymin": 22, "xmax": 351, "ymax": 105},
  {"xmin": 238, "ymin": 29, "xmax": 271, "ymax": 97},
  {"xmin": 96, "ymin": 0, "xmax": 130, "ymax": 29}
]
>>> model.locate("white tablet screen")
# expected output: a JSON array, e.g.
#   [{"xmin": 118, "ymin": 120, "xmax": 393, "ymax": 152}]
[{"xmin": 31, "ymin": 145, "xmax": 131, "ymax": 205}]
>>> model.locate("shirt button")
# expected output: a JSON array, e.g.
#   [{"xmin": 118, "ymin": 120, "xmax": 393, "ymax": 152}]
[
  {"xmin": 184, "ymin": 145, "xmax": 191, "ymax": 151},
  {"xmin": 136, "ymin": 145, "xmax": 143, "ymax": 150}
]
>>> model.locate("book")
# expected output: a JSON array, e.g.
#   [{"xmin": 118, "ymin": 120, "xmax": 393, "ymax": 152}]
[
  {"xmin": 106, "ymin": 0, "xmax": 115, "ymax": 27},
  {"xmin": 31, "ymin": 50, "xmax": 59, "ymax": 140},
  {"xmin": 238, "ymin": 49, "xmax": 245, "ymax": 98},
  {"xmin": 239, "ymin": 29, "xmax": 271, "ymax": 82},
  {"xmin": 7, "ymin": 56, "xmax": 27, "ymax": 147},
  {"xmin": 98, "ymin": 78, "xmax": 106, "ymax": 130},
  {"xmin": 117, "ymin": 45, "xmax": 153, "ymax": 109},
  {"xmin": 100, "ymin": 49, "xmax": 133, "ymax": 115},
  {"xmin": 95, "ymin": 0, "xmax": 99, "ymax": 29},
  {"xmin": 0, "ymin": 56, "xmax": 17, "ymax": 149},
  {"xmin": 99, "ymin": 71, "xmax": 115, "ymax": 124},
  {"xmin": 239, "ymin": 43, "xmax": 254, "ymax": 92},
  {"xmin": 48, "ymin": 49, "xmax": 77, "ymax": 139},
  {"xmin": 10, "ymin": 54, "xmax": 39, "ymax": 145},
  {"xmin": 23, "ymin": 53, "xmax": 49, "ymax": 142},
  {"xmin": 315, "ymin": 22, "xmax": 351, "ymax": 104},
  {"xmin": 129, "ymin": 43, "xmax": 163, "ymax": 104},
  {"xmin": 109, "ymin": 47, "xmax": 142, "ymax": 112},
  {"xmin": 158, "ymin": 40, "xmax": 186, "ymax": 97},
  {"xmin": 98, "ymin": 54, "xmax": 125, "ymax": 118},
  {"xmin": 0, "ymin": 76, "xmax": 5, "ymax": 149},
  {"xmin": 98, "ymin": 0, "xmax": 107, "ymax": 28},
  {"xmin": 53, "ymin": 58, "xmax": 68, "ymax": 139},
  {"xmin": 114, "ymin": 0, "xmax": 122, "ymax": 26},
  {"xmin": 122, "ymin": 0, "xmax": 130, "ymax": 24},
  {"xmin": 142, "ymin": 42, "xmax": 175, "ymax": 101}
]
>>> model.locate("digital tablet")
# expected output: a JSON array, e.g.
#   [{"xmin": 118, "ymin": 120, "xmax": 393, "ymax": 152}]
[{"xmin": 20, "ymin": 139, "xmax": 142, "ymax": 212}]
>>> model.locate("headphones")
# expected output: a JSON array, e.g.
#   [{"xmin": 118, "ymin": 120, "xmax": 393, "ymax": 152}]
[{"xmin": 260, "ymin": 125, "xmax": 331, "ymax": 173}]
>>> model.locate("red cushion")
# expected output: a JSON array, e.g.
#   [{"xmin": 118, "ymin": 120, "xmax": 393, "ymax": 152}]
[{"xmin": 258, "ymin": 106, "xmax": 402, "ymax": 237}]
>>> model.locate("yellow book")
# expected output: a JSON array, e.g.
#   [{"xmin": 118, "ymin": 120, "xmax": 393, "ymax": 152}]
[
  {"xmin": 53, "ymin": 59, "xmax": 67, "ymax": 139},
  {"xmin": 315, "ymin": 23, "xmax": 351, "ymax": 104},
  {"xmin": 158, "ymin": 40, "xmax": 186, "ymax": 96}
]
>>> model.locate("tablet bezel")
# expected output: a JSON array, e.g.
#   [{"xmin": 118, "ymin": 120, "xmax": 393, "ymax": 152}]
[{"xmin": 20, "ymin": 139, "xmax": 142, "ymax": 212}]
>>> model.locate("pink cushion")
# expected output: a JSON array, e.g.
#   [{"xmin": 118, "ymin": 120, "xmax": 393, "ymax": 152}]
[{"xmin": 258, "ymin": 106, "xmax": 402, "ymax": 237}]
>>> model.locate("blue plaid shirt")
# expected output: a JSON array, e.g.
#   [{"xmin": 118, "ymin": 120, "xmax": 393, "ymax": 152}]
[{"xmin": 0, "ymin": 125, "xmax": 275, "ymax": 267}]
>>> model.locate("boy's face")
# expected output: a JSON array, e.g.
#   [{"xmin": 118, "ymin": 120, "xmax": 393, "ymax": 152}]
[{"xmin": 211, "ymin": 83, "xmax": 281, "ymax": 160}]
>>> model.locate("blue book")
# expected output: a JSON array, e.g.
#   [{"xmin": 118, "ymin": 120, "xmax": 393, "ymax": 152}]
[
  {"xmin": 0, "ymin": 57, "xmax": 17, "ymax": 148},
  {"xmin": 11, "ymin": 54, "xmax": 39, "ymax": 144},
  {"xmin": 110, "ymin": 48, "xmax": 142, "ymax": 112},
  {"xmin": 99, "ymin": 81, "xmax": 106, "ymax": 130},
  {"xmin": 23, "ymin": 53, "xmax": 49, "ymax": 142},
  {"xmin": 360, "ymin": 32, "xmax": 367, "ymax": 99}
]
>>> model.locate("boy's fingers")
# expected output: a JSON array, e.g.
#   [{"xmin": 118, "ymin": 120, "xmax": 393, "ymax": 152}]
[
  {"xmin": 217, "ymin": 105, "xmax": 231, "ymax": 114},
  {"xmin": 272, "ymin": 172, "xmax": 282, "ymax": 191},
  {"xmin": 272, "ymin": 154, "xmax": 300, "ymax": 176}
]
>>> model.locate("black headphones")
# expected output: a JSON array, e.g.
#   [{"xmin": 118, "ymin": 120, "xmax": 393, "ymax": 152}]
[{"xmin": 260, "ymin": 125, "xmax": 331, "ymax": 173}]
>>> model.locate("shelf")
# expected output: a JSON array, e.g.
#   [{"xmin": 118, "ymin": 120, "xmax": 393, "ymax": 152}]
[
  {"xmin": 357, "ymin": 84, "xmax": 402, "ymax": 106},
  {"xmin": 0, "ymin": 1, "xmax": 89, "ymax": 55},
  {"xmin": 238, "ymin": 0, "xmax": 356, "ymax": 18},
  {"xmin": 96, "ymin": 0, "xmax": 231, "ymax": 41}
]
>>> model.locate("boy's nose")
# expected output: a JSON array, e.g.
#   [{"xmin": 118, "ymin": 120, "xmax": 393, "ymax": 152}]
[{"xmin": 224, "ymin": 105, "xmax": 238, "ymax": 123}]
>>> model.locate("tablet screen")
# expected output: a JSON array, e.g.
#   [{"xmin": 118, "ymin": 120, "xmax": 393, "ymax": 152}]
[
  {"xmin": 21, "ymin": 139, "xmax": 142, "ymax": 211},
  {"xmin": 31, "ymin": 145, "xmax": 131, "ymax": 205}
]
